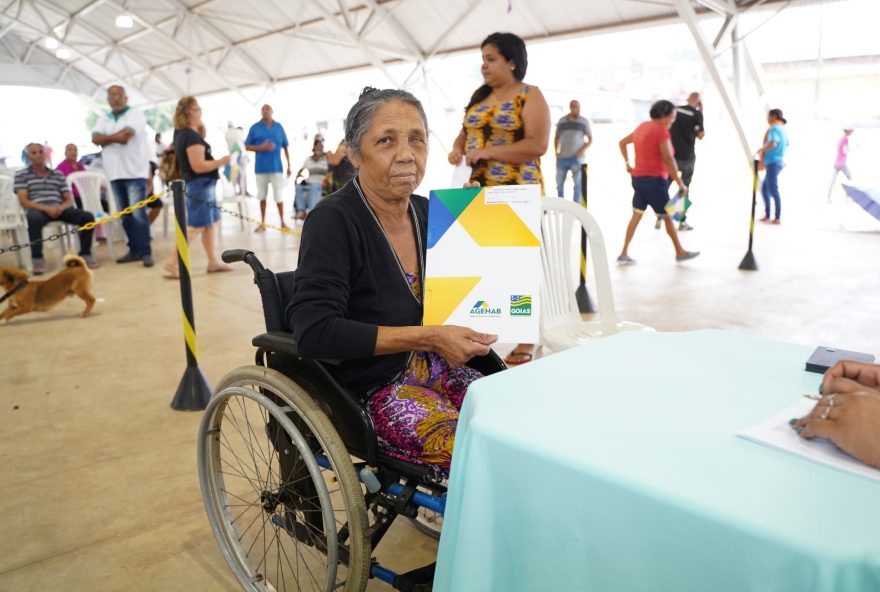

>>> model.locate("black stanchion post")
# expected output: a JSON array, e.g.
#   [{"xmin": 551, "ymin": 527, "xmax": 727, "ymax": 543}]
[
  {"xmin": 575, "ymin": 163, "xmax": 597, "ymax": 313},
  {"xmin": 169, "ymin": 179, "xmax": 212, "ymax": 410},
  {"xmin": 738, "ymin": 159, "xmax": 760, "ymax": 271}
]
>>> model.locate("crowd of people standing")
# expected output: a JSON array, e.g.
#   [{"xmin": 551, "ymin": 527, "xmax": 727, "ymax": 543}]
[{"xmin": 11, "ymin": 35, "xmax": 799, "ymax": 295}]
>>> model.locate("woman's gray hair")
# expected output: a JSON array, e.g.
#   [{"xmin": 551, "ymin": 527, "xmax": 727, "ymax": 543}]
[{"xmin": 344, "ymin": 87, "xmax": 428, "ymax": 159}]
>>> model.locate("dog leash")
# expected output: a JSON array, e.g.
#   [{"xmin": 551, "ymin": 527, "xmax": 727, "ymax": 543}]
[{"xmin": 0, "ymin": 279, "xmax": 29, "ymax": 304}]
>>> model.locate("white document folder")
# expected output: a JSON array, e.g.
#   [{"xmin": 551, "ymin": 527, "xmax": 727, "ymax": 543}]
[{"xmin": 424, "ymin": 185, "xmax": 541, "ymax": 343}]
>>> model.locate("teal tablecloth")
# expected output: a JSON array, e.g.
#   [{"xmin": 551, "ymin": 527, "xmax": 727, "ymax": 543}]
[{"xmin": 434, "ymin": 330, "xmax": 880, "ymax": 592}]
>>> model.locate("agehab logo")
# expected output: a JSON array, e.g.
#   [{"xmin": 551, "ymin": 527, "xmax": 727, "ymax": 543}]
[
  {"xmin": 469, "ymin": 300, "xmax": 502, "ymax": 317},
  {"xmin": 510, "ymin": 295, "xmax": 532, "ymax": 316}
]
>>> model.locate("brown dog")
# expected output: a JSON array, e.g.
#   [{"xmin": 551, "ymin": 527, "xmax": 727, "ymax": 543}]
[{"xmin": 0, "ymin": 255, "xmax": 95, "ymax": 322}]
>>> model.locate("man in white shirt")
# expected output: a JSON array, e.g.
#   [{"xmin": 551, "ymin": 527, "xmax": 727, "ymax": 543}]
[{"xmin": 91, "ymin": 85, "xmax": 154, "ymax": 267}]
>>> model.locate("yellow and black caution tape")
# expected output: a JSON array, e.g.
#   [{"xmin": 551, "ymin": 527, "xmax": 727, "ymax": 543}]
[
  {"xmin": 0, "ymin": 190, "xmax": 167, "ymax": 256},
  {"xmin": 187, "ymin": 193, "xmax": 302, "ymax": 236},
  {"xmin": 78, "ymin": 191, "xmax": 164, "ymax": 231},
  {"xmin": 1, "ymin": 187, "xmax": 303, "ymax": 257}
]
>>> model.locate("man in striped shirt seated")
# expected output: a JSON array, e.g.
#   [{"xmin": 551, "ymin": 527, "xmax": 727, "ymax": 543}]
[{"xmin": 14, "ymin": 143, "xmax": 98, "ymax": 275}]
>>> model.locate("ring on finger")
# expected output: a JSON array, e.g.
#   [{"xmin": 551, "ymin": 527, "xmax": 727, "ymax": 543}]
[
  {"xmin": 820, "ymin": 406, "xmax": 831, "ymax": 420},
  {"xmin": 828, "ymin": 393, "xmax": 836, "ymax": 408}
]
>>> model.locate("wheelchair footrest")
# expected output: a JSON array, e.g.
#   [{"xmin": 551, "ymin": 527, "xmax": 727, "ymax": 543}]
[{"xmin": 393, "ymin": 562, "xmax": 436, "ymax": 592}]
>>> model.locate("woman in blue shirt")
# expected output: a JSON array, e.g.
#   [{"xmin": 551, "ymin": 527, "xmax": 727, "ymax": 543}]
[{"xmin": 756, "ymin": 108, "xmax": 789, "ymax": 224}]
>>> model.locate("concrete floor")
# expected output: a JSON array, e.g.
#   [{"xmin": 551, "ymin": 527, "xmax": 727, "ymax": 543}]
[{"xmin": 1, "ymin": 165, "xmax": 878, "ymax": 590}]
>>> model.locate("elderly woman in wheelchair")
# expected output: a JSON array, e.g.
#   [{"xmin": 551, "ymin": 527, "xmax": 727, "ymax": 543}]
[{"xmin": 198, "ymin": 87, "xmax": 505, "ymax": 592}]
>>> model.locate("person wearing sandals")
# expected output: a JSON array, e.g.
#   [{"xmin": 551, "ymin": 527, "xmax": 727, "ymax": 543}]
[
  {"xmin": 617, "ymin": 100, "xmax": 699, "ymax": 266},
  {"xmin": 447, "ymin": 31, "xmax": 551, "ymax": 366},
  {"xmin": 162, "ymin": 96, "xmax": 232, "ymax": 278}
]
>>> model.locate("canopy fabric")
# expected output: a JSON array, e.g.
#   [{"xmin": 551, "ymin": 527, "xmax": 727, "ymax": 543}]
[{"xmin": 0, "ymin": 0, "xmax": 810, "ymax": 105}]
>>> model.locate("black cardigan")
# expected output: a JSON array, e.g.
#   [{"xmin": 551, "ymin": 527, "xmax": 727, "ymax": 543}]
[{"xmin": 286, "ymin": 179, "xmax": 428, "ymax": 400}]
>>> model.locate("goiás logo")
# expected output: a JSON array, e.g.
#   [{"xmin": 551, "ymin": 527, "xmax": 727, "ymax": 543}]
[
  {"xmin": 469, "ymin": 300, "xmax": 502, "ymax": 317},
  {"xmin": 510, "ymin": 295, "xmax": 532, "ymax": 316}
]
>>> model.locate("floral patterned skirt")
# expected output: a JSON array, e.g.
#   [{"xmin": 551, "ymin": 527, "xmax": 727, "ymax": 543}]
[{"xmin": 367, "ymin": 351, "xmax": 483, "ymax": 479}]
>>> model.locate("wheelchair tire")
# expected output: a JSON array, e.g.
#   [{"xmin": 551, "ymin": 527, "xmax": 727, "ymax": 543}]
[{"xmin": 198, "ymin": 365, "xmax": 370, "ymax": 592}]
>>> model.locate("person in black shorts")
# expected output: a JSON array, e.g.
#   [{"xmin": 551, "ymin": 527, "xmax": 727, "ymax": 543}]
[{"xmin": 617, "ymin": 100, "xmax": 699, "ymax": 265}]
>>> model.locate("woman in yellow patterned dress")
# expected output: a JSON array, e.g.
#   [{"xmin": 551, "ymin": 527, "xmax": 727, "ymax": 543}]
[{"xmin": 448, "ymin": 31, "xmax": 550, "ymax": 365}]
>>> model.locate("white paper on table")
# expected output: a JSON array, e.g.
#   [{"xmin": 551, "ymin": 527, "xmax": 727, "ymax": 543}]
[
  {"xmin": 424, "ymin": 184, "xmax": 541, "ymax": 344},
  {"xmin": 450, "ymin": 164, "xmax": 472, "ymax": 188},
  {"xmin": 736, "ymin": 398, "xmax": 880, "ymax": 482}
]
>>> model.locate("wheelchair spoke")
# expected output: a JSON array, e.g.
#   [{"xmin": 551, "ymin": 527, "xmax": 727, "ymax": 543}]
[
  {"xmin": 274, "ymin": 530, "xmax": 284, "ymax": 592},
  {"xmin": 246, "ymin": 511, "xmax": 272, "ymax": 567},
  {"xmin": 217, "ymin": 447, "xmax": 260, "ymax": 485},
  {"xmin": 260, "ymin": 403, "xmax": 282, "ymax": 499},
  {"xmin": 221, "ymin": 405, "xmax": 267, "ymax": 492},
  {"xmin": 288, "ymin": 528, "xmax": 326, "ymax": 591},
  {"xmin": 274, "ymin": 518, "xmax": 300, "ymax": 592},
  {"xmin": 236, "ymin": 502, "xmax": 268, "ymax": 543},
  {"xmin": 232, "ymin": 395, "xmax": 272, "ymax": 486},
  {"xmin": 200, "ymin": 371, "xmax": 369, "ymax": 592},
  {"xmin": 222, "ymin": 487, "xmax": 261, "ymax": 508},
  {"xmin": 216, "ymin": 454, "xmax": 252, "ymax": 481},
  {"xmin": 228, "ymin": 500, "xmax": 262, "ymax": 525},
  {"xmin": 240, "ymin": 395, "xmax": 275, "ymax": 482},
  {"xmin": 218, "ymin": 433, "xmax": 264, "ymax": 495}
]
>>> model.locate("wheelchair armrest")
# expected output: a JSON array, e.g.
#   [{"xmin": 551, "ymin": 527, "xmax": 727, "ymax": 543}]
[
  {"xmin": 252, "ymin": 332, "xmax": 342, "ymax": 364},
  {"xmin": 252, "ymin": 332, "xmax": 301, "ymax": 357},
  {"xmin": 466, "ymin": 349, "xmax": 507, "ymax": 376}
]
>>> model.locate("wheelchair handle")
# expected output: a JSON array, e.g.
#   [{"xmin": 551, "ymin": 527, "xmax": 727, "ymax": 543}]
[{"xmin": 221, "ymin": 249, "xmax": 266, "ymax": 273}]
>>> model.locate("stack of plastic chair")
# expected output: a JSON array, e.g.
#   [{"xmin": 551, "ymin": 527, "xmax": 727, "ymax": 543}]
[{"xmin": 0, "ymin": 175, "xmax": 32, "ymax": 271}]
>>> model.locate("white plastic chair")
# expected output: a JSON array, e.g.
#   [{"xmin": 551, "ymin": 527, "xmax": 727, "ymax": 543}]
[
  {"xmin": 0, "ymin": 175, "xmax": 32, "ymax": 271},
  {"xmin": 67, "ymin": 171, "xmax": 117, "ymax": 260},
  {"xmin": 539, "ymin": 198, "xmax": 653, "ymax": 354}
]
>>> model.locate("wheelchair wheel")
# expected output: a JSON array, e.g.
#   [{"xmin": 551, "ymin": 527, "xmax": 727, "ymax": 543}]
[{"xmin": 198, "ymin": 365, "xmax": 370, "ymax": 592}]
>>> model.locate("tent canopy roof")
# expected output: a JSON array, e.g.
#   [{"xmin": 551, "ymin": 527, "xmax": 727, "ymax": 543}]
[{"xmin": 0, "ymin": 0, "xmax": 806, "ymax": 105}]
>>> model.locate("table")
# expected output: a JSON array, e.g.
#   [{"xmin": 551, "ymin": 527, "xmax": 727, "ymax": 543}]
[{"xmin": 434, "ymin": 330, "xmax": 880, "ymax": 592}]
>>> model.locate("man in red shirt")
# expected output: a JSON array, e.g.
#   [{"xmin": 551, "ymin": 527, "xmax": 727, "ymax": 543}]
[{"xmin": 617, "ymin": 100, "xmax": 699, "ymax": 265}]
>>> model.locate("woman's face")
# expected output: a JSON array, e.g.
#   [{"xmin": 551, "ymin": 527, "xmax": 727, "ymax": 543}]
[
  {"xmin": 481, "ymin": 43, "xmax": 515, "ymax": 88},
  {"xmin": 65, "ymin": 144, "xmax": 77, "ymax": 162},
  {"xmin": 188, "ymin": 101, "xmax": 203, "ymax": 127},
  {"xmin": 349, "ymin": 100, "xmax": 427, "ymax": 203}
]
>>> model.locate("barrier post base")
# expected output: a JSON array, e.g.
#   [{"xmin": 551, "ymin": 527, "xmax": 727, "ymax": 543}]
[
  {"xmin": 738, "ymin": 250, "xmax": 759, "ymax": 271},
  {"xmin": 575, "ymin": 285, "xmax": 597, "ymax": 313},
  {"xmin": 171, "ymin": 366, "xmax": 212, "ymax": 411}
]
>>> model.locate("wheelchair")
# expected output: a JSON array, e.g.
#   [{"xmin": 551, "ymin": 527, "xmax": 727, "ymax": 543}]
[{"xmin": 198, "ymin": 249, "xmax": 506, "ymax": 592}]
